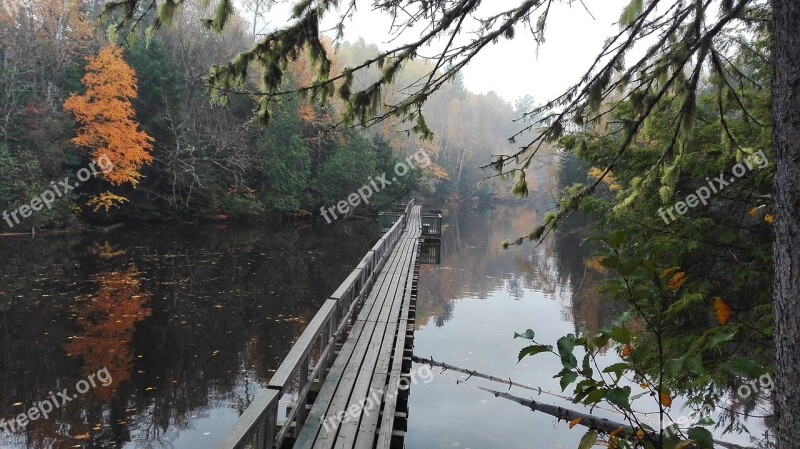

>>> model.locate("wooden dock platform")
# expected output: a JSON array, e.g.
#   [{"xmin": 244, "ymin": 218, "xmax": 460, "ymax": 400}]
[{"xmin": 216, "ymin": 201, "xmax": 421, "ymax": 449}]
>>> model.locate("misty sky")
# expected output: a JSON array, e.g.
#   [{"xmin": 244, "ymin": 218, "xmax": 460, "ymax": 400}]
[{"xmin": 251, "ymin": 0, "xmax": 632, "ymax": 104}]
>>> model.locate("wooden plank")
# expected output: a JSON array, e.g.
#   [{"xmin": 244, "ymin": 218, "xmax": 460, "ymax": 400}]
[
  {"xmin": 293, "ymin": 235, "xmax": 411, "ymax": 449},
  {"xmin": 332, "ymin": 238, "xmax": 417, "ymax": 449},
  {"xmin": 342, "ymin": 213, "xmax": 421, "ymax": 449},
  {"xmin": 353, "ymin": 239, "xmax": 419, "ymax": 449},
  {"xmin": 293, "ymin": 206, "xmax": 421, "ymax": 449},
  {"xmin": 312, "ymin": 238, "xmax": 414, "ymax": 449},
  {"xmin": 377, "ymin": 225, "xmax": 421, "ymax": 448}
]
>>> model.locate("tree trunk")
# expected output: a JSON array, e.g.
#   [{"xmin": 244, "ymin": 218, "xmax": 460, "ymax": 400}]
[{"xmin": 771, "ymin": 1, "xmax": 800, "ymax": 447}]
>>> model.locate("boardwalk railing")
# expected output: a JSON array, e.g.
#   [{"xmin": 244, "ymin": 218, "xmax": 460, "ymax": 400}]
[{"xmin": 216, "ymin": 200, "xmax": 415, "ymax": 449}]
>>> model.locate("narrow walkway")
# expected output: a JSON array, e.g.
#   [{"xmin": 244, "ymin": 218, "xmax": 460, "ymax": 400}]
[
  {"xmin": 295, "ymin": 206, "xmax": 421, "ymax": 449},
  {"xmin": 215, "ymin": 203, "xmax": 421, "ymax": 449}
]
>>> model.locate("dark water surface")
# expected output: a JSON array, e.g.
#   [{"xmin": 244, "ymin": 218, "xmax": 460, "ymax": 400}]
[
  {"xmin": 0, "ymin": 221, "xmax": 379, "ymax": 449},
  {"xmin": 0, "ymin": 207, "xmax": 765, "ymax": 449}
]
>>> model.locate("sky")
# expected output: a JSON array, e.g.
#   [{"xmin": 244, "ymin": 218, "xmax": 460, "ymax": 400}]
[{"xmin": 251, "ymin": 0, "xmax": 632, "ymax": 104}]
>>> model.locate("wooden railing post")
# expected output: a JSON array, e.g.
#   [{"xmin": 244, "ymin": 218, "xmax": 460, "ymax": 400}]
[
  {"xmin": 296, "ymin": 354, "xmax": 309, "ymax": 435},
  {"xmin": 264, "ymin": 411, "xmax": 276, "ymax": 449}
]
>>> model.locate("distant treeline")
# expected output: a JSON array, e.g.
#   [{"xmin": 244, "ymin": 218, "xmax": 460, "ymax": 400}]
[{"xmin": 0, "ymin": 2, "xmax": 543, "ymax": 230}]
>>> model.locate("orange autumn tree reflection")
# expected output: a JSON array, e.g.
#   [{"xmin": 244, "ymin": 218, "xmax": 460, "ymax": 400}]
[{"xmin": 64, "ymin": 265, "xmax": 151, "ymax": 401}]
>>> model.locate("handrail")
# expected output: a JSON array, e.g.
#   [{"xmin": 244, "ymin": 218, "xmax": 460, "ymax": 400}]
[{"xmin": 216, "ymin": 200, "xmax": 413, "ymax": 449}]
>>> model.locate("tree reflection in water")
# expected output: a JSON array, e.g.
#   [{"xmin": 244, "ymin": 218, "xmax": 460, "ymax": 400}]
[{"xmin": 0, "ymin": 220, "xmax": 379, "ymax": 448}]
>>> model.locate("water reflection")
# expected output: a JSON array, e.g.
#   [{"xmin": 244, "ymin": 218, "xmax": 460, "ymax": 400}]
[
  {"xmin": 407, "ymin": 205, "xmax": 623, "ymax": 449},
  {"xmin": 407, "ymin": 205, "xmax": 770, "ymax": 449},
  {"xmin": 0, "ymin": 221, "xmax": 379, "ymax": 449},
  {"xmin": 414, "ymin": 206, "xmax": 621, "ymax": 332}
]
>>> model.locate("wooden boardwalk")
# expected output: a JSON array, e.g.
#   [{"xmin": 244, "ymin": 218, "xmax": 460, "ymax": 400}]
[{"xmin": 217, "ymin": 202, "xmax": 421, "ymax": 449}]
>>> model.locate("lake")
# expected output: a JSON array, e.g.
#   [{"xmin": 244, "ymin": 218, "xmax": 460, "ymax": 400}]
[
  {"xmin": 0, "ymin": 205, "xmax": 767, "ymax": 448},
  {"xmin": 0, "ymin": 220, "xmax": 379, "ymax": 449}
]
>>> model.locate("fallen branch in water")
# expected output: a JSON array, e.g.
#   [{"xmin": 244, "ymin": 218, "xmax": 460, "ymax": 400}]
[
  {"xmin": 411, "ymin": 354, "xmax": 572, "ymax": 399},
  {"xmin": 412, "ymin": 355, "xmax": 754, "ymax": 449}
]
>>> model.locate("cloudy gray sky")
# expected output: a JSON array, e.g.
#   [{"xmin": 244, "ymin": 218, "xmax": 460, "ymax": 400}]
[{"xmin": 253, "ymin": 0, "xmax": 632, "ymax": 103}]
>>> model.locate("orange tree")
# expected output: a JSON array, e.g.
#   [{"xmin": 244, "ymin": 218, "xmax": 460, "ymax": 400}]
[{"xmin": 64, "ymin": 44, "xmax": 154, "ymax": 211}]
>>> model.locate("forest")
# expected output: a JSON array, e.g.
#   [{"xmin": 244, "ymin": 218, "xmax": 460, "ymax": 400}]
[
  {"xmin": 0, "ymin": 1, "xmax": 541, "ymax": 231},
  {"xmin": 1, "ymin": 0, "xmax": 798, "ymax": 448}
]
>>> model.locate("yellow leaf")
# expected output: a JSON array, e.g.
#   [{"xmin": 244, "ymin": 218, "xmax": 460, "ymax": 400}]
[
  {"xmin": 584, "ymin": 256, "xmax": 609, "ymax": 274},
  {"xmin": 660, "ymin": 392, "xmax": 672, "ymax": 407},
  {"xmin": 569, "ymin": 417, "xmax": 584, "ymax": 429},
  {"xmin": 659, "ymin": 267, "xmax": 678, "ymax": 279},
  {"xmin": 621, "ymin": 344, "xmax": 632, "ymax": 358},
  {"xmin": 713, "ymin": 297, "xmax": 733, "ymax": 325},
  {"xmin": 609, "ymin": 426, "xmax": 624, "ymax": 438},
  {"xmin": 747, "ymin": 207, "xmax": 758, "ymax": 217},
  {"xmin": 87, "ymin": 191, "xmax": 128, "ymax": 212},
  {"xmin": 588, "ymin": 167, "xmax": 621, "ymax": 191},
  {"xmin": 764, "ymin": 214, "xmax": 774, "ymax": 224},
  {"xmin": 667, "ymin": 272, "xmax": 687, "ymax": 292}
]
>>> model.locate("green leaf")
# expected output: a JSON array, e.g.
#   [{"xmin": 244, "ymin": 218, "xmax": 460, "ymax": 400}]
[
  {"xmin": 558, "ymin": 334, "xmax": 577, "ymax": 368},
  {"xmin": 583, "ymin": 388, "xmax": 607, "ymax": 405},
  {"xmin": 514, "ymin": 329, "xmax": 535, "ymax": 340},
  {"xmin": 685, "ymin": 354, "xmax": 704, "ymax": 375},
  {"xmin": 581, "ymin": 353, "xmax": 593, "ymax": 377},
  {"xmin": 518, "ymin": 344, "xmax": 552, "ymax": 362},
  {"xmin": 606, "ymin": 386, "xmax": 632, "ymax": 409},
  {"xmin": 707, "ymin": 328, "xmax": 737, "ymax": 348},
  {"xmin": 577, "ymin": 430, "xmax": 598, "ymax": 449},
  {"xmin": 696, "ymin": 417, "xmax": 715, "ymax": 426},
  {"xmin": 609, "ymin": 326, "xmax": 631, "ymax": 344},
  {"xmin": 665, "ymin": 357, "xmax": 684, "ymax": 378},
  {"xmin": 560, "ymin": 372, "xmax": 579, "ymax": 392},
  {"xmin": 599, "ymin": 255, "xmax": 621, "ymax": 269},
  {"xmin": 687, "ymin": 427, "xmax": 714, "ymax": 448},
  {"xmin": 602, "ymin": 363, "xmax": 629, "ymax": 380},
  {"xmin": 724, "ymin": 356, "xmax": 762, "ymax": 379},
  {"xmin": 592, "ymin": 332, "xmax": 611, "ymax": 348}
]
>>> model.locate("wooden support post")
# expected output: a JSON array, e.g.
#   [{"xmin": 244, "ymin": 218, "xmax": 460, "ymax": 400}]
[{"xmin": 296, "ymin": 354, "xmax": 309, "ymax": 436}]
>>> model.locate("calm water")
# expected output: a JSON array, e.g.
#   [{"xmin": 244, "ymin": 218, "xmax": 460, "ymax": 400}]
[
  {"xmin": 406, "ymin": 206, "xmax": 767, "ymax": 449},
  {"xmin": 406, "ymin": 205, "xmax": 623, "ymax": 449},
  {"xmin": 0, "ymin": 207, "xmax": 767, "ymax": 448},
  {"xmin": 0, "ymin": 221, "xmax": 379, "ymax": 449}
]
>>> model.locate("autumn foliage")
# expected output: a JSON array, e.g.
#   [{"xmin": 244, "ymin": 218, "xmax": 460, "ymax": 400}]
[
  {"xmin": 63, "ymin": 265, "xmax": 152, "ymax": 401},
  {"xmin": 64, "ymin": 44, "xmax": 154, "ymax": 205}
]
